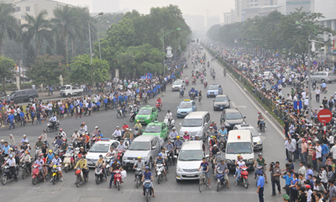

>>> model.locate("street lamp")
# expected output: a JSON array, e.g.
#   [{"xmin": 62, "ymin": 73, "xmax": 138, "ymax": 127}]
[
  {"xmin": 88, "ymin": 12, "xmax": 104, "ymax": 94},
  {"xmin": 160, "ymin": 28, "xmax": 181, "ymax": 75}
]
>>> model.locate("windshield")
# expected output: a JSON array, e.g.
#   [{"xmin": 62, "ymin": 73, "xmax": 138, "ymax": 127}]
[
  {"xmin": 208, "ymin": 85, "xmax": 218, "ymax": 90},
  {"xmin": 215, "ymin": 97, "xmax": 228, "ymax": 102},
  {"xmin": 144, "ymin": 125, "xmax": 161, "ymax": 133},
  {"xmin": 89, "ymin": 144, "xmax": 109, "ymax": 153},
  {"xmin": 226, "ymin": 112, "xmax": 242, "ymax": 120},
  {"xmin": 226, "ymin": 142, "xmax": 252, "ymax": 154},
  {"xmin": 179, "ymin": 150, "xmax": 203, "ymax": 161},
  {"xmin": 138, "ymin": 109, "xmax": 151, "ymax": 115},
  {"xmin": 128, "ymin": 142, "xmax": 150, "ymax": 150},
  {"xmin": 247, "ymin": 128, "xmax": 259, "ymax": 136},
  {"xmin": 179, "ymin": 102, "xmax": 192, "ymax": 108},
  {"xmin": 182, "ymin": 118, "xmax": 202, "ymax": 127},
  {"xmin": 9, "ymin": 92, "xmax": 15, "ymax": 96},
  {"xmin": 173, "ymin": 80, "xmax": 183, "ymax": 85},
  {"xmin": 60, "ymin": 86, "xmax": 66, "ymax": 90}
]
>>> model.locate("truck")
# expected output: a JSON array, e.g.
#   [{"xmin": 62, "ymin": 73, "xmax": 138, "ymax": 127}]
[{"xmin": 60, "ymin": 85, "xmax": 83, "ymax": 97}]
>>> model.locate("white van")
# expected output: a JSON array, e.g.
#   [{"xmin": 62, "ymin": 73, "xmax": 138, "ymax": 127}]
[
  {"xmin": 175, "ymin": 141, "xmax": 208, "ymax": 181},
  {"xmin": 225, "ymin": 130, "xmax": 254, "ymax": 171},
  {"xmin": 179, "ymin": 111, "xmax": 211, "ymax": 140}
]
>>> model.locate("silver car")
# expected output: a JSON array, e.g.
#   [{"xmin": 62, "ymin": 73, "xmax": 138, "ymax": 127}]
[
  {"xmin": 213, "ymin": 95, "xmax": 230, "ymax": 111},
  {"xmin": 172, "ymin": 79, "xmax": 183, "ymax": 91},
  {"xmin": 310, "ymin": 71, "xmax": 335, "ymax": 83}
]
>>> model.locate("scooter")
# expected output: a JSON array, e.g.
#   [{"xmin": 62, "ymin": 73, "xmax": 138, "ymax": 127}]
[
  {"xmin": 179, "ymin": 89, "xmax": 184, "ymax": 98},
  {"xmin": 237, "ymin": 166, "xmax": 249, "ymax": 189},
  {"xmin": 204, "ymin": 81, "xmax": 208, "ymax": 88},
  {"xmin": 117, "ymin": 150, "xmax": 125, "ymax": 164},
  {"xmin": 129, "ymin": 110, "xmax": 136, "ymax": 122},
  {"xmin": 75, "ymin": 168, "xmax": 88, "ymax": 188},
  {"xmin": 164, "ymin": 115, "xmax": 175, "ymax": 129},
  {"xmin": 31, "ymin": 164, "xmax": 44, "ymax": 185},
  {"xmin": 105, "ymin": 154, "xmax": 113, "ymax": 176},
  {"xmin": 21, "ymin": 162, "xmax": 31, "ymax": 179},
  {"xmin": 50, "ymin": 165, "xmax": 59, "ymax": 185},
  {"xmin": 95, "ymin": 164, "xmax": 105, "ymax": 184},
  {"xmin": 216, "ymin": 172, "xmax": 227, "ymax": 191},
  {"xmin": 174, "ymin": 146, "xmax": 181, "ymax": 159},
  {"xmin": 134, "ymin": 127, "xmax": 143, "ymax": 138},
  {"xmin": 185, "ymin": 79, "xmax": 189, "ymax": 86},
  {"xmin": 144, "ymin": 179, "xmax": 153, "ymax": 201},
  {"xmin": 117, "ymin": 107, "xmax": 125, "ymax": 118},
  {"xmin": 63, "ymin": 152, "xmax": 74, "ymax": 173},
  {"xmin": 134, "ymin": 167, "xmax": 142, "ymax": 188},
  {"xmin": 156, "ymin": 163, "xmax": 164, "ymax": 184},
  {"xmin": 1, "ymin": 164, "xmax": 17, "ymax": 185},
  {"xmin": 259, "ymin": 119, "xmax": 266, "ymax": 132},
  {"xmin": 46, "ymin": 121, "xmax": 60, "ymax": 133},
  {"xmin": 156, "ymin": 102, "xmax": 162, "ymax": 112},
  {"xmin": 113, "ymin": 170, "xmax": 122, "ymax": 191}
]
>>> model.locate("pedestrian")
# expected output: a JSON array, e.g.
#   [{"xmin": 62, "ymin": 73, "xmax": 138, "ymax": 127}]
[
  {"xmin": 30, "ymin": 109, "xmax": 35, "ymax": 125},
  {"xmin": 7, "ymin": 112, "xmax": 15, "ymax": 130},
  {"xmin": 328, "ymin": 179, "xmax": 336, "ymax": 202},
  {"xmin": 198, "ymin": 90, "xmax": 202, "ymax": 104},
  {"xmin": 257, "ymin": 172, "xmax": 265, "ymax": 202},
  {"xmin": 270, "ymin": 161, "xmax": 281, "ymax": 196},
  {"xmin": 315, "ymin": 87, "xmax": 320, "ymax": 103},
  {"xmin": 49, "ymin": 85, "xmax": 53, "ymax": 96},
  {"xmin": 282, "ymin": 171, "xmax": 293, "ymax": 196},
  {"xmin": 289, "ymin": 172, "xmax": 299, "ymax": 202},
  {"xmin": 284, "ymin": 118, "xmax": 289, "ymax": 138},
  {"xmin": 76, "ymin": 104, "xmax": 81, "ymax": 119}
]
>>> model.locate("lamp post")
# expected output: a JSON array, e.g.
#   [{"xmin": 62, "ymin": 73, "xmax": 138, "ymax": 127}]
[
  {"xmin": 88, "ymin": 12, "xmax": 103, "ymax": 94},
  {"xmin": 295, "ymin": 21, "xmax": 318, "ymax": 121},
  {"xmin": 160, "ymin": 28, "xmax": 181, "ymax": 75}
]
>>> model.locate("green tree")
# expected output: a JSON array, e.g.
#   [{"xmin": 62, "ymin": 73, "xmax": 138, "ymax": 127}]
[
  {"xmin": 0, "ymin": 3, "xmax": 19, "ymax": 55},
  {"xmin": 70, "ymin": 54, "xmax": 109, "ymax": 84},
  {"xmin": 0, "ymin": 55, "xmax": 15, "ymax": 92},
  {"xmin": 27, "ymin": 55, "xmax": 66, "ymax": 86},
  {"xmin": 22, "ymin": 10, "xmax": 53, "ymax": 56}
]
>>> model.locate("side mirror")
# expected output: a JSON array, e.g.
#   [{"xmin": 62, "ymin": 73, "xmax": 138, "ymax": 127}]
[
  {"xmin": 243, "ymin": 116, "xmax": 246, "ymax": 119},
  {"xmin": 205, "ymin": 154, "xmax": 210, "ymax": 159}
]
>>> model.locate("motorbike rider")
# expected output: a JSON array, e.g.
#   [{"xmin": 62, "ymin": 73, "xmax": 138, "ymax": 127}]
[
  {"xmin": 156, "ymin": 97, "xmax": 162, "ymax": 107},
  {"xmin": 123, "ymin": 128, "xmax": 133, "ymax": 145},
  {"xmin": 257, "ymin": 112, "xmax": 265, "ymax": 129},
  {"xmin": 34, "ymin": 153, "xmax": 46, "ymax": 182},
  {"xmin": 50, "ymin": 153, "xmax": 63, "ymax": 182},
  {"xmin": 3, "ymin": 154, "xmax": 17, "ymax": 181},
  {"xmin": 166, "ymin": 110, "xmax": 173, "ymax": 126},
  {"xmin": 133, "ymin": 120, "xmax": 142, "ymax": 130},
  {"xmin": 216, "ymin": 159, "xmax": 230, "ymax": 189},
  {"xmin": 211, "ymin": 144, "xmax": 220, "ymax": 158},
  {"xmin": 53, "ymin": 135, "xmax": 63, "ymax": 148},
  {"xmin": 82, "ymin": 122, "xmax": 87, "ymax": 132},
  {"xmin": 72, "ymin": 130, "xmax": 80, "ymax": 146},
  {"xmin": 66, "ymin": 144, "xmax": 75, "ymax": 167},
  {"xmin": 198, "ymin": 157, "xmax": 211, "ymax": 189},
  {"xmin": 207, "ymin": 127, "xmax": 216, "ymax": 139},
  {"xmin": 34, "ymin": 136, "xmax": 44, "ymax": 150},
  {"xmin": 165, "ymin": 140, "xmax": 175, "ymax": 166},
  {"xmin": 90, "ymin": 126, "xmax": 99, "ymax": 137},
  {"xmin": 112, "ymin": 126, "xmax": 122, "ymax": 141},
  {"xmin": 154, "ymin": 153, "xmax": 167, "ymax": 181},
  {"xmin": 59, "ymin": 129, "xmax": 67, "ymax": 139},
  {"xmin": 46, "ymin": 150, "xmax": 54, "ymax": 165},
  {"xmin": 109, "ymin": 159, "xmax": 124, "ymax": 188},
  {"xmin": 49, "ymin": 114, "xmax": 57, "ymax": 129},
  {"xmin": 234, "ymin": 155, "xmax": 249, "ymax": 186},
  {"xmin": 209, "ymin": 136, "xmax": 218, "ymax": 147},
  {"xmin": 95, "ymin": 154, "xmax": 107, "ymax": 179},
  {"xmin": 142, "ymin": 166, "xmax": 155, "ymax": 197},
  {"xmin": 174, "ymin": 136, "xmax": 183, "ymax": 157},
  {"xmin": 183, "ymin": 131, "xmax": 191, "ymax": 141},
  {"xmin": 321, "ymin": 81, "xmax": 327, "ymax": 92},
  {"xmin": 169, "ymin": 127, "xmax": 178, "ymax": 140},
  {"xmin": 218, "ymin": 126, "xmax": 228, "ymax": 145},
  {"xmin": 20, "ymin": 150, "xmax": 32, "ymax": 173},
  {"xmin": 74, "ymin": 155, "xmax": 89, "ymax": 181},
  {"xmin": 133, "ymin": 156, "xmax": 145, "ymax": 170},
  {"xmin": 253, "ymin": 153, "xmax": 268, "ymax": 183}
]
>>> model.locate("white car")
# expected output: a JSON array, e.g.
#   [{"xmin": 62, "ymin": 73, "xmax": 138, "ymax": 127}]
[
  {"xmin": 233, "ymin": 124, "xmax": 263, "ymax": 151},
  {"xmin": 86, "ymin": 139, "xmax": 120, "ymax": 168},
  {"xmin": 172, "ymin": 79, "xmax": 183, "ymax": 91}
]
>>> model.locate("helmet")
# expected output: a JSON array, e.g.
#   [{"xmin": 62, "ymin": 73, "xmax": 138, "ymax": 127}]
[
  {"xmin": 9, "ymin": 154, "xmax": 13, "ymax": 158},
  {"xmin": 305, "ymin": 185, "xmax": 311, "ymax": 189},
  {"xmin": 14, "ymin": 146, "xmax": 17, "ymax": 149},
  {"xmin": 158, "ymin": 153, "xmax": 162, "ymax": 157},
  {"xmin": 116, "ymin": 126, "xmax": 120, "ymax": 128},
  {"xmin": 134, "ymin": 104, "xmax": 137, "ymax": 107},
  {"xmin": 258, "ymin": 111, "xmax": 261, "ymax": 114},
  {"xmin": 258, "ymin": 153, "xmax": 262, "ymax": 156},
  {"xmin": 176, "ymin": 136, "xmax": 180, "ymax": 139},
  {"xmin": 82, "ymin": 122, "xmax": 85, "ymax": 125},
  {"xmin": 167, "ymin": 110, "xmax": 170, "ymax": 112},
  {"xmin": 145, "ymin": 166, "xmax": 150, "ymax": 170},
  {"xmin": 49, "ymin": 150, "xmax": 52, "ymax": 153},
  {"xmin": 25, "ymin": 150, "xmax": 29, "ymax": 154},
  {"xmin": 129, "ymin": 129, "xmax": 132, "ymax": 131},
  {"xmin": 38, "ymin": 136, "xmax": 42, "ymax": 139},
  {"xmin": 81, "ymin": 155, "xmax": 85, "ymax": 159},
  {"xmin": 95, "ymin": 126, "xmax": 99, "ymax": 129},
  {"xmin": 60, "ymin": 128, "xmax": 63, "ymax": 131},
  {"xmin": 238, "ymin": 156, "xmax": 243, "ymax": 159},
  {"xmin": 62, "ymin": 138, "xmax": 66, "ymax": 142},
  {"xmin": 213, "ymin": 145, "xmax": 217, "ymax": 147},
  {"xmin": 209, "ymin": 126, "xmax": 213, "ymax": 129},
  {"xmin": 74, "ymin": 130, "xmax": 78, "ymax": 132},
  {"xmin": 123, "ymin": 122, "xmax": 126, "ymax": 125},
  {"xmin": 137, "ymin": 157, "xmax": 142, "ymax": 159},
  {"xmin": 172, "ymin": 127, "xmax": 176, "ymax": 130},
  {"xmin": 137, "ymin": 120, "xmax": 140, "ymax": 122},
  {"xmin": 23, "ymin": 134, "xmax": 26, "ymax": 137},
  {"xmin": 184, "ymin": 131, "xmax": 188, "ymax": 134},
  {"xmin": 99, "ymin": 154, "xmax": 103, "ymax": 159}
]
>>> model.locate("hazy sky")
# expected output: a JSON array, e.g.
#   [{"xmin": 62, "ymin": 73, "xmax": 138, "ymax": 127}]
[{"xmin": 57, "ymin": 0, "xmax": 235, "ymax": 21}]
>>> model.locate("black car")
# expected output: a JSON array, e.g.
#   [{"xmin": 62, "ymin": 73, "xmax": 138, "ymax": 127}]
[
  {"xmin": 9, "ymin": 89, "xmax": 39, "ymax": 103},
  {"xmin": 220, "ymin": 108, "xmax": 245, "ymax": 130}
]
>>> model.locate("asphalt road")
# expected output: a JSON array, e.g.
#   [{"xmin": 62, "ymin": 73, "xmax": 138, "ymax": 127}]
[{"xmin": 0, "ymin": 48, "xmax": 288, "ymax": 202}]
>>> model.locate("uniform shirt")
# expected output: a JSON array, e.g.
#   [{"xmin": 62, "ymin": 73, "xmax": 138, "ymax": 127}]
[
  {"xmin": 143, "ymin": 171, "xmax": 152, "ymax": 180},
  {"xmin": 283, "ymin": 175, "xmax": 293, "ymax": 185},
  {"xmin": 52, "ymin": 158, "xmax": 62, "ymax": 166},
  {"xmin": 257, "ymin": 175, "xmax": 265, "ymax": 188},
  {"xmin": 134, "ymin": 161, "xmax": 145, "ymax": 169},
  {"xmin": 6, "ymin": 158, "xmax": 16, "ymax": 167}
]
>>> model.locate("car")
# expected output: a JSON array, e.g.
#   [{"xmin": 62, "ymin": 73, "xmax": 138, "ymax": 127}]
[
  {"xmin": 220, "ymin": 108, "xmax": 245, "ymax": 131},
  {"xmin": 206, "ymin": 84, "xmax": 223, "ymax": 98},
  {"xmin": 310, "ymin": 71, "xmax": 335, "ymax": 83},
  {"xmin": 172, "ymin": 79, "xmax": 183, "ymax": 91},
  {"xmin": 233, "ymin": 124, "xmax": 263, "ymax": 151},
  {"xmin": 9, "ymin": 89, "xmax": 39, "ymax": 103},
  {"xmin": 179, "ymin": 111, "xmax": 211, "ymax": 140},
  {"xmin": 212, "ymin": 95, "xmax": 230, "ymax": 111},
  {"xmin": 176, "ymin": 99, "xmax": 197, "ymax": 118},
  {"xmin": 122, "ymin": 135, "xmax": 161, "ymax": 170},
  {"xmin": 86, "ymin": 138, "xmax": 120, "ymax": 168},
  {"xmin": 142, "ymin": 121, "xmax": 168, "ymax": 145},
  {"xmin": 135, "ymin": 105, "xmax": 158, "ymax": 124}
]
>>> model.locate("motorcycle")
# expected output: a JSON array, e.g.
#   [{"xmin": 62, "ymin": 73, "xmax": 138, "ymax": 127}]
[
  {"xmin": 179, "ymin": 89, "xmax": 184, "ymax": 98},
  {"xmin": 212, "ymin": 74, "xmax": 215, "ymax": 80},
  {"xmin": 75, "ymin": 168, "xmax": 88, "ymax": 187},
  {"xmin": 113, "ymin": 170, "xmax": 122, "ymax": 191},
  {"xmin": 31, "ymin": 164, "xmax": 44, "ymax": 185},
  {"xmin": 117, "ymin": 107, "xmax": 125, "ymax": 118},
  {"xmin": 156, "ymin": 163, "xmax": 164, "ymax": 184},
  {"xmin": 105, "ymin": 154, "xmax": 114, "ymax": 176},
  {"xmin": 192, "ymin": 79, "xmax": 196, "ymax": 85},
  {"xmin": 322, "ymin": 87, "xmax": 328, "ymax": 94},
  {"xmin": 135, "ymin": 167, "xmax": 142, "ymax": 188},
  {"xmin": 134, "ymin": 127, "xmax": 143, "ymax": 138},
  {"xmin": 216, "ymin": 172, "xmax": 227, "ymax": 191},
  {"xmin": 63, "ymin": 152, "xmax": 74, "ymax": 173},
  {"xmin": 201, "ymin": 78, "xmax": 204, "ymax": 84},
  {"xmin": 174, "ymin": 146, "xmax": 181, "ymax": 159},
  {"xmin": 1, "ymin": 164, "xmax": 17, "ymax": 185},
  {"xmin": 204, "ymin": 81, "xmax": 208, "ymax": 89},
  {"xmin": 144, "ymin": 179, "xmax": 153, "ymax": 201},
  {"xmin": 46, "ymin": 121, "xmax": 60, "ymax": 133},
  {"xmin": 129, "ymin": 110, "xmax": 136, "ymax": 122},
  {"xmin": 166, "ymin": 150, "xmax": 175, "ymax": 166},
  {"xmin": 259, "ymin": 119, "xmax": 266, "ymax": 132},
  {"xmin": 237, "ymin": 166, "xmax": 249, "ymax": 189},
  {"xmin": 95, "ymin": 164, "xmax": 105, "ymax": 184},
  {"xmin": 117, "ymin": 150, "xmax": 125, "ymax": 164},
  {"xmin": 156, "ymin": 102, "xmax": 162, "ymax": 112},
  {"xmin": 21, "ymin": 162, "xmax": 31, "ymax": 179},
  {"xmin": 50, "ymin": 165, "xmax": 59, "ymax": 185},
  {"xmin": 218, "ymin": 134, "xmax": 226, "ymax": 151},
  {"xmin": 185, "ymin": 80, "xmax": 189, "ymax": 86},
  {"xmin": 164, "ymin": 115, "xmax": 175, "ymax": 129}
]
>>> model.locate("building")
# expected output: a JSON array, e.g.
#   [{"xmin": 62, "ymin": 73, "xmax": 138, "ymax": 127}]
[
  {"xmin": 92, "ymin": 0, "xmax": 119, "ymax": 13},
  {"xmin": 235, "ymin": 0, "xmax": 278, "ymax": 22},
  {"xmin": 9, "ymin": 0, "xmax": 71, "ymax": 24},
  {"xmin": 277, "ymin": 0, "xmax": 311, "ymax": 15},
  {"xmin": 223, "ymin": 9, "xmax": 236, "ymax": 25}
]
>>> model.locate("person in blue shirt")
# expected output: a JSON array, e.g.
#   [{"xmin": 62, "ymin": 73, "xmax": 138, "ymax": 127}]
[
  {"xmin": 282, "ymin": 171, "xmax": 293, "ymax": 195},
  {"xmin": 70, "ymin": 103, "xmax": 74, "ymax": 116},
  {"xmin": 96, "ymin": 101, "xmax": 100, "ymax": 111},
  {"xmin": 7, "ymin": 113, "xmax": 15, "ymax": 130},
  {"xmin": 321, "ymin": 142, "xmax": 329, "ymax": 164},
  {"xmin": 257, "ymin": 172, "xmax": 265, "ymax": 202},
  {"xmin": 104, "ymin": 97, "xmax": 108, "ymax": 111},
  {"xmin": 19, "ymin": 111, "xmax": 25, "ymax": 126},
  {"xmin": 218, "ymin": 126, "xmax": 228, "ymax": 141},
  {"xmin": 142, "ymin": 166, "xmax": 154, "ymax": 197},
  {"xmin": 198, "ymin": 157, "xmax": 211, "ymax": 189},
  {"xmin": 3, "ymin": 142, "xmax": 10, "ymax": 155}
]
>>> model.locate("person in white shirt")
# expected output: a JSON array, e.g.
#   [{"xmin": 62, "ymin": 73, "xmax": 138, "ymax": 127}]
[
  {"xmin": 315, "ymin": 142, "xmax": 322, "ymax": 159},
  {"xmin": 112, "ymin": 126, "xmax": 122, "ymax": 141},
  {"xmin": 50, "ymin": 154, "xmax": 63, "ymax": 182},
  {"xmin": 330, "ymin": 144, "xmax": 336, "ymax": 159}
]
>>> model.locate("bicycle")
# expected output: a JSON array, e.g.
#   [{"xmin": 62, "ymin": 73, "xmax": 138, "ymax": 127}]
[{"xmin": 198, "ymin": 171, "xmax": 208, "ymax": 192}]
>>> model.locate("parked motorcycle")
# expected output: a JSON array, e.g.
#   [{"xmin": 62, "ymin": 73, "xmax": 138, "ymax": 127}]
[
  {"xmin": 46, "ymin": 121, "xmax": 60, "ymax": 133},
  {"xmin": 156, "ymin": 163, "xmax": 164, "ymax": 184},
  {"xmin": 135, "ymin": 167, "xmax": 142, "ymax": 188},
  {"xmin": 95, "ymin": 164, "xmax": 105, "ymax": 184},
  {"xmin": 164, "ymin": 115, "xmax": 175, "ymax": 129}
]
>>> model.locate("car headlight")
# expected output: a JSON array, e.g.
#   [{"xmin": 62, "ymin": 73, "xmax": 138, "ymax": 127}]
[
  {"xmin": 257, "ymin": 142, "xmax": 261, "ymax": 145},
  {"xmin": 177, "ymin": 167, "xmax": 183, "ymax": 172},
  {"xmin": 146, "ymin": 116, "xmax": 150, "ymax": 120},
  {"xmin": 248, "ymin": 159, "xmax": 254, "ymax": 162}
]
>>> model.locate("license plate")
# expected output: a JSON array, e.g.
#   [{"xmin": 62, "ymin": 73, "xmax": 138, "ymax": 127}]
[
  {"xmin": 186, "ymin": 174, "xmax": 195, "ymax": 177},
  {"xmin": 220, "ymin": 107, "xmax": 223, "ymax": 109}
]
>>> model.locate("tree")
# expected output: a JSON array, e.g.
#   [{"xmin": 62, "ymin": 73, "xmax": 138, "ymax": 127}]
[
  {"xmin": 22, "ymin": 10, "xmax": 53, "ymax": 56},
  {"xmin": 70, "ymin": 54, "xmax": 109, "ymax": 84},
  {"xmin": 27, "ymin": 55, "xmax": 66, "ymax": 86},
  {"xmin": 0, "ymin": 56, "xmax": 15, "ymax": 92},
  {"xmin": 0, "ymin": 3, "xmax": 19, "ymax": 55}
]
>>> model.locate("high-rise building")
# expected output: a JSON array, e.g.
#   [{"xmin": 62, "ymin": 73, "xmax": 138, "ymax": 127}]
[
  {"xmin": 277, "ymin": 0, "xmax": 311, "ymax": 15},
  {"xmin": 235, "ymin": 0, "xmax": 278, "ymax": 22},
  {"xmin": 224, "ymin": 9, "xmax": 236, "ymax": 25},
  {"xmin": 92, "ymin": 0, "xmax": 119, "ymax": 13}
]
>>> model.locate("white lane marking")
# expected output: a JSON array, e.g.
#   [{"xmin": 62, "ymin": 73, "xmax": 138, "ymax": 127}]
[
  {"xmin": 232, "ymin": 102, "xmax": 247, "ymax": 109},
  {"xmin": 319, "ymin": 115, "xmax": 331, "ymax": 118}
]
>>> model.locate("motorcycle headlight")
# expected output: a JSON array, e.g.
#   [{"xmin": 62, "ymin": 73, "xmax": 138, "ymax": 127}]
[
  {"xmin": 177, "ymin": 167, "xmax": 183, "ymax": 172},
  {"xmin": 248, "ymin": 159, "xmax": 254, "ymax": 162},
  {"xmin": 146, "ymin": 116, "xmax": 150, "ymax": 120}
]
